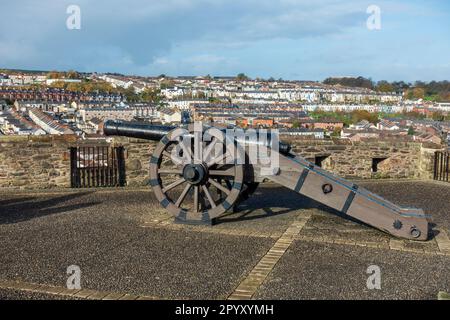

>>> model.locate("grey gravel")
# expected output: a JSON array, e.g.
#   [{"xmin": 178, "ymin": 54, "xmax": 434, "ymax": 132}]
[{"xmin": 0, "ymin": 180, "xmax": 449, "ymax": 300}]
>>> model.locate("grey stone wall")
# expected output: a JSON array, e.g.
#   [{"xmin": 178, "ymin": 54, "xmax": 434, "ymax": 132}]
[
  {"xmin": 283, "ymin": 138, "xmax": 434, "ymax": 179},
  {"xmin": 0, "ymin": 135, "xmax": 75, "ymax": 189},
  {"xmin": 111, "ymin": 137, "xmax": 155, "ymax": 187},
  {"xmin": 0, "ymin": 135, "xmax": 443, "ymax": 190}
]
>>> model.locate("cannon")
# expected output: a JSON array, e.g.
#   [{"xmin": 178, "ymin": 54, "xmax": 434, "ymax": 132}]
[{"xmin": 104, "ymin": 120, "xmax": 430, "ymax": 241}]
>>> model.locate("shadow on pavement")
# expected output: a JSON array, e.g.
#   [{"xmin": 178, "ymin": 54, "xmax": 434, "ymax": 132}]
[
  {"xmin": 217, "ymin": 186, "xmax": 351, "ymax": 224},
  {"xmin": 0, "ymin": 192, "xmax": 99, "ymax": 225},
  {"xmin": 217, "ymin": 186, "xmax": 438, "ymax": 240}
]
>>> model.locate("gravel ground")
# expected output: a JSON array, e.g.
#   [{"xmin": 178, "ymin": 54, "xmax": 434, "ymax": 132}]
[
  {"xmin": 255, "ymin": 240, "xmax": 450, "ymax": 300},
  {"xmin": 0, "ymin": 191, "xmax": 273, "ymax": 299},
  {"xmin": 0, "ymin": 180, "xmax": 449, "ymax": 300}
]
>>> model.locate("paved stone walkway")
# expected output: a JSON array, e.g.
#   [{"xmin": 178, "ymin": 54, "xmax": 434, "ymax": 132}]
[{"xmin": 0, "ymin": 180, "xmax": 449, "ymax": 300}]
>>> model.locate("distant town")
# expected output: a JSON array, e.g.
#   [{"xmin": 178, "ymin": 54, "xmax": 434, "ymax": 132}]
[{"xmin": 0, "ymin": 69, "xmax": 449, "ymax": 147}]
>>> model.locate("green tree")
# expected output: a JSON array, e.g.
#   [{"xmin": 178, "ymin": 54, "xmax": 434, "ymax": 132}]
[
  {"xmin": 236, "ymin": 73, "xmax": 249, "ymax": 81},
  {"xmin": 323, "ymin": 76, "xmax": 374, "ymax": 90},
  {"xmin": 122, "ymin": 87, "xmax": 139, "ymax": 102},
  {"xmin": 140, "ymin": 88, "xmax": 162, "ymax": 104},
  {"xmin": 160, "ymin": 79, "xmax": 175, "ymax": 89}
]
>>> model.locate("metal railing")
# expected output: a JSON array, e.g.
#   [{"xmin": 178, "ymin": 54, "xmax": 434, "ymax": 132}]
[
  {"xmin": 70, "ymin": 146, "xmax": 126, "ymax": 188},
  {"xmin": 434, "ymin": 151, "xmax": 449, "ymax": 182}
]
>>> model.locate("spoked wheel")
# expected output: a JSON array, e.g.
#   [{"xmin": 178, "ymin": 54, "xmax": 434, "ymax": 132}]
[{"xmin": 149, "ymin": 124, "xmax": 244, "ymax": 224}]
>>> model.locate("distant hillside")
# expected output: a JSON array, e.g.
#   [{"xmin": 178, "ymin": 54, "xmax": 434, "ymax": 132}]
[
  {"xmin": 0, "ymin": 68, "xmax": 93, "ymax": 76},
  {"xmin": 323, "ymin": 76, "xmax": 374, "ymax": 90},
  {"xmin": 0, "ymin": 68, "xmax": 49, "ymax": 74}
]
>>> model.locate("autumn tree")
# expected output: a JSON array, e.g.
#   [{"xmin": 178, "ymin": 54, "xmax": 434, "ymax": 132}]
[
  {"xmin": 66, "ymin": 70, "xmax": 80, "ymax": 79},
  {"xmin": 49, "ymin": 81, "xmax": 66, "ymax": 89},
  {"xmin": 376, "ymin": 80, "xmax": 394, "ymax": 92},
  {"xmin": 47, "ymin": 71, "xmax": 63, "ymax": 79},
  {"xmin": 432, "ymin": 111, "xmax": 445, "ymax": 121},
  {"xmin": 351, "ymin": 110, "xmax": 379, "ymax": 124},
  {"xmin": 413, "ymin": 87, "xmax": 425, "ymax": 99}
]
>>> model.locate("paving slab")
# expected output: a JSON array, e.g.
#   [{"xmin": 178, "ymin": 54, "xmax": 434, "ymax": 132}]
[{"xmin": 0, "ymin": 288, "xmax": 81, "ymax": 300}]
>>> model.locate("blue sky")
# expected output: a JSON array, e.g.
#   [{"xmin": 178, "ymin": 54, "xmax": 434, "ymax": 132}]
[{"xmin": 1, "ymin": 0, "xmax": 449, "ymax": 81}]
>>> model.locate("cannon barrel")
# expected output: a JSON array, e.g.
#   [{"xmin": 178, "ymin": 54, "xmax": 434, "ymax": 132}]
[
  {"xmin": 104, "ymin": 120, "xmax": 175, "ymax": 141},
  {"xmin": 104, "ymin": 120, "xmax": 291, "ymax": 155}
]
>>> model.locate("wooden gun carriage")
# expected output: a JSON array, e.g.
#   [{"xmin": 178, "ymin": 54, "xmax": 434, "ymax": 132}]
[{"xmin": 104, "ymin": 120, "xmax": 430, "ymax": 241}]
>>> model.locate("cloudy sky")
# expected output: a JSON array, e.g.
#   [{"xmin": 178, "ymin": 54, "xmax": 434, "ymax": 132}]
[{"xmin": 1, "ymin": 0, "xmax": 449, "ymax": 81}]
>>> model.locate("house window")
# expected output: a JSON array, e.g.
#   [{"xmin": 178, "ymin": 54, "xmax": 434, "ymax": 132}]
[{"xmin": 372, "ymin": 157, "xmax": 388, "ymax": 173}]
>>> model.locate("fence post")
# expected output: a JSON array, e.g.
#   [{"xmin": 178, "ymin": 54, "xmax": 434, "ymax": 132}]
[
  {"xmin": 117, "ymin": 146, "xmax": 127, "ymax": 187},
  {"xmin": 434, "ymin": 151, "xmax": 438, "ymax": 180},
  {"xmin": 445, "ymin": 153, "xmax": 450, "ymax": 182},
  {"xmin": 69, "ymin": 147, "xmax": 78, "ymax": 188}
]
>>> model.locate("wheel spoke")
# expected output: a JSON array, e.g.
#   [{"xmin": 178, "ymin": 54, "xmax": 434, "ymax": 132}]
[
  {"xmin": 209, "ymin": 167, "xmax": 235, "ymax": 177},
  {"xmin": 162, "ymin": 150, "xmax": 172, "ymax": 159},
  {"xmin": 225, "ymin": 179, "xmax": 233, "ymax": 189},
  {"xmin": 162, "ymin": 178, "xmax": 186, "ymax": 193},
  {"xmin": 179, "ymin": 139, "xmax": 193, "ymax": 162},
  {"xmin": 158, "ymin": 168, "xmax": 183, "ymax": 175},
  {"xmin": 203, "ymin": 138, "xmax": 217, "ymax": 162},
  {"xmin": 207, "ymin": 152, "xmax": 229, "ymax": 167},
  {"xmin": 175, "ymin": 183, "xmax": 191, "ymax": 207},
  {"xmin": 193, "ymin": 124, "xmax": 203, "ymax": 164},
  {"xmin": 193, "ymin": 186, "xmax": 199, "ymax": 212},
  {"xmin": 216, "ymin": 178, "xmax": 223, "ymax": 200},
  {"xmin": 202, "ymin": 185, "xmax": 216, "ymax": 208},
  {"xmin": 209, "ymin": 178, "xmax": 231, "ymax": 195}
]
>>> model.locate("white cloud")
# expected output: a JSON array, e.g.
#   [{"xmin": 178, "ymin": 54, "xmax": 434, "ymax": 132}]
[{"xmin": 0, "ymin": 0, "xmax": 448, "ymax": 80}]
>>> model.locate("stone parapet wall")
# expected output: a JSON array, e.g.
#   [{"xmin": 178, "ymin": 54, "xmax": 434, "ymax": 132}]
[
  {"xmin": 111, "ymin": 137, "xmax": 155, "ymax": 187},
  {"xmin": 283, "ymin": 138, "xmax": 432, "ymax": 179},
  {"xmin": 0, "ymin": 135, "xmax": 76, "ymax": 189},
  {"xmin": 0, "ymin": 135, "xmax": 444, "ymax": 189}
]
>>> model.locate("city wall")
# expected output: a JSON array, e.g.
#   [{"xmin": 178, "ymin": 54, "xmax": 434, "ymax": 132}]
[{"xmin": 0, "ymin": 135, "xmax": 443, "ymax": 190}]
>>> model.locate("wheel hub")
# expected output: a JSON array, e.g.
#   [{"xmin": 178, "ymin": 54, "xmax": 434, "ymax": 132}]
[{"xmin": 183, "ymin": 164, "xmax": 207, "ymax": 185}]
